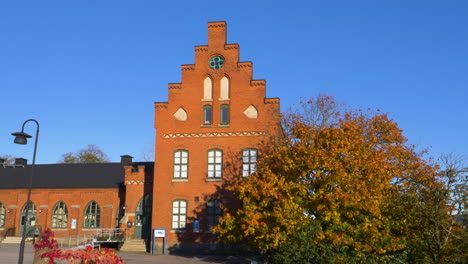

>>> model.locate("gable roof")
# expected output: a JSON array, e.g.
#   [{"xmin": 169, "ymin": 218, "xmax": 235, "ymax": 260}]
[{"xmin": 0, "ymin": 162, "xmax": 150, "ymax": 189}]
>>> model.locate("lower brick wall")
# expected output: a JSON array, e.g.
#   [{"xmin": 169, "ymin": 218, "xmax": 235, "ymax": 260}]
[{"xmin": 0, "ymin": 188, "xmax": 121, "ymax": 237}]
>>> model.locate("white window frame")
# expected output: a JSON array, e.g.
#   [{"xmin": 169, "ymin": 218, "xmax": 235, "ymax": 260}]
[
  {"xmin": 173, "ymin": 150, "xmax": 188, "ymax": 179},
  {"xmin": 207, "ymin": 149, "xmax": 223, "ymax": 178},
  {"xmin": 242, "ymin": 148, "xmax": 258, "ymax": 177},
  {"xmin": 171, "ymin": 200, "xmax": 187, "ymax": 230}
]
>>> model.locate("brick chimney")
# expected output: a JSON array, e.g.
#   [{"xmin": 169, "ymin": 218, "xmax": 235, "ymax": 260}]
[
  {"xmin": 120, "ymin": 155, "xmax": 133, "ymax": 167},
  {"xmin": 15, "ymin": 158, "xmax": 27, "ymax": 166}
]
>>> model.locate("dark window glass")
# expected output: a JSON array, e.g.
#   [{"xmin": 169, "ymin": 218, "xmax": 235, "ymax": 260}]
[
  {"xmin": 203, "ymin": 105, "xmax": 212, "ymax": 125},
  {"xmin": 220, "ymin": 104, "xmax": 229, "ymax": 125},
  {"xmin": 207, "ymin": 199, "xmax": 222, "ymax": 231}
]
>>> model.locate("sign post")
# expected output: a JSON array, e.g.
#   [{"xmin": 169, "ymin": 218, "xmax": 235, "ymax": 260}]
[{"xmin": 152, "ymin": 228, "xmax": 166, "ymax": 255}]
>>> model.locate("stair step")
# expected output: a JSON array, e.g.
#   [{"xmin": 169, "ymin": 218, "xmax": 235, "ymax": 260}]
[
  {"xmin": 120, "ymin": 239, "xmax": 147, "ymax": 252},
  {"xmin": 2, "ymin": 237, "xmax": 24, "ymax": 244}
]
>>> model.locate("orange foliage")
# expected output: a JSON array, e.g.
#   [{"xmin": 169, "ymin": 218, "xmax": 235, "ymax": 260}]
[{"xmin": 216, "ymin": 95, "xmax": 442, "ymax": 260}]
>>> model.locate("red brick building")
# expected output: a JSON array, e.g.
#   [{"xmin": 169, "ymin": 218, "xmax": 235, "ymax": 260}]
[
  {"xmin": 0, "ymin": 157, "xmax": 153, "ymax": 240},
  {"xmin": 152, "ymin": 21, "xmax": 280, "ymax": 251},
  {"xmin": 0, "ymin": 21, "xmax": 281, "ymax": 253}
]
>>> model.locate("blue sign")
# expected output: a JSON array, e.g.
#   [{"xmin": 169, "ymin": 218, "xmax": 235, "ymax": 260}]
[{"xmin": 193, "ymin": 220, "xmax": 200, "ymax": 233}]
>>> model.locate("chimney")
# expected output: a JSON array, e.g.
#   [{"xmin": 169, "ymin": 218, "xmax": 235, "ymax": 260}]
[
  {"xmin": 15, "ymin": 158, "xmax": 27, "ymax": 166},
  {"xmin": 120, "ymin": 155, "xmax": 133, "ymax": 167}
]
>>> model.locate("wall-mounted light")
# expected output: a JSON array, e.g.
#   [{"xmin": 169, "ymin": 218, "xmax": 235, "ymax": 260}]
[{"xmin": 7, "ymin": 209, "xmax": 11, "ymax": 213}]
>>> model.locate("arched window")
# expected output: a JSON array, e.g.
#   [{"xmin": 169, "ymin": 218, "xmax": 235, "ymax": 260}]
[
  {"xmin": 203, "ymin": 76, "xmax": 213, "ymax": 100},
  {"xmin": 242, "ymin": 148, "xmax": 258, "ymax": 177},
  {"xmin": 220, "ymin": 76, "xmax": 229, "ymax": 100},
  {"xmin": 83, "ymin": 201, "xmax": 100, "ymax": 229},
  {"xmin": 0, "ymin": 202, "xmax": 5, "ymax": 228},
  {"xmin": 220, "ymin": 104, "xmax": 229, "ymax": 125},
  {"xmin": 51, "ymin": 201, "xmax": 68, "ymax": 229},
  {"xmin": 206, "ymin": 199, "xmax": 222, "ymax": 231},
  {"xmin": 203, "ymin": 105, "xmax": 212, "ymax": 125},
  {"xmin": 171, "ymin": 200, "xmax": 187, "ymax": 230},
  {"xmin": 173, "ymin": 150, "xmax": 188, "ymax": 179},
  {"xmin": 207, "ymin": 149, "xmax": 223, "ymax": 179}
]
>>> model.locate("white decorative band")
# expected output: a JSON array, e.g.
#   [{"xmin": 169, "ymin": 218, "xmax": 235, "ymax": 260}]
[
  {"xmin": 125, "ymin": 180, "xmax": 152, "ymax": 185},
  {"xmin": 163, "ymin": 131, "xmax": 269, "ymax": 138}
]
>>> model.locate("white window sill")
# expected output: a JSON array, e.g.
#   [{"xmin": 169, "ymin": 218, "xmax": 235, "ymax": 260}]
[
  {"xmin": 206, "ymin": 178, "xmax": 223, "ymax": 182},
  {"xmin": 172, "ymin": 179, "xmax": 189, "ymax": 182},
  {"xmin": 170, "ymin": 229, "xmax": 186, "ymax": 233}
]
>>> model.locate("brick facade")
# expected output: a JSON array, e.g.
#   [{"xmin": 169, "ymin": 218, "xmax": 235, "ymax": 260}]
[
  {"xmin": 152, "ymin": 21, "xmax": 281, "ymax": 251},
  {"xmin": 0, "ymin": 187, "xmax": 120, "ymax": 237},
  {"xmin": 0, "ymin": 22, "xmax": 281, "ymax": 253}
]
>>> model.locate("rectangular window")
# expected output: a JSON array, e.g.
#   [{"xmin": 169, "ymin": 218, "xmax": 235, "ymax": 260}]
[
  {"xmin": 242, "ymin": 149, "xmax": 258, "ymax": 177},
  {"xmin": 203, "ymin": 105, "xmax": 212, "ymax": 125},
  {"xmin": 173, "ymin": 150, "xmax": 188, "ymax": 178},
  {"xmin": 207, "ymin": 149, "xmax": 223, "ymax": 178},
  {"xmin": 207, "ymin": 199, "xmax": 222, "ymax": 231},
  {"xmin": 220, "ymin": 104, "xmax": 229, "ymax": 125},
  {"xmin": 171, "ymin": 200, "xmax": 187, "ymax": 230}
]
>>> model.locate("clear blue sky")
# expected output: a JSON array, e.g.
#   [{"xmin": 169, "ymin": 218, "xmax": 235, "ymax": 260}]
[{"xmin": 1, "ymin": 0, "xmax": 467, "ymax": 164}]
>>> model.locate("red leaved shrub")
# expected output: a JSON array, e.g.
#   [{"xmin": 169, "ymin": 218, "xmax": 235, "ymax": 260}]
[{"xmin": 34, "ymin": 229, "xmax": 125, "ymax": 264}]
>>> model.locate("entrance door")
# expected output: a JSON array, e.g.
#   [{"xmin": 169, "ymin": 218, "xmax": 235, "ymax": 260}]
[
  {"xmin": 134, "ymin": 194, "xmax": 152, "ymax": 239},
  {"xmin": 19, "ymin": 202, "xmax": 37, "ymax": 237}
]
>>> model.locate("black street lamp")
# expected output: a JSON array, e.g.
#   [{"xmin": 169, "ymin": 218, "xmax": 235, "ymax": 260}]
[{"xmin": 11, "ymin": 119, "xmax": 40, "ymax": 264}]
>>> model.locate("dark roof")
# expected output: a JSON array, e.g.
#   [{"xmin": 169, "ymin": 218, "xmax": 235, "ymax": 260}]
[{"xmin": 0, "ymin": 162, "xmax": 152, "ymax": 189}]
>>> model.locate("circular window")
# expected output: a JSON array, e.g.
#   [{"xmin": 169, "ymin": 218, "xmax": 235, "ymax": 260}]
[{"xmin": 209, "ymin": 56, "xmax": 224, "ymax": 70}]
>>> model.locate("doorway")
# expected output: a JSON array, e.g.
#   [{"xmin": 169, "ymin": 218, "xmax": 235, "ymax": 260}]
[
  {"xmin": 134, "ymin": 194, "xmax": 152, "ymax": 239},
  {"xmin": 19, "ymin": 202, "xmax": 37, "ymax": 237}
]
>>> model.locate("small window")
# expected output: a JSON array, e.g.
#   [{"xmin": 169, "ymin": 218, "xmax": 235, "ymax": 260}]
[
  {"xmin": 173, "ymin": 150, "xmax": 188, "ymax": 178},
  {"xmin": 220, "ymin": 104, "xmax": 229, "ymax": 125},
  {"xmin": 51, "ymin": 201, "xmax": 68, "ymax": 229},
  {"xmin": 0, "ymin": 202, "xmax": 5, "ymax": 228},
  {"xmin": 207, "ymin": 199, "xmax": 222, "ymax": 231},
  {"xmin": 83, "ymin": 201, "xmax": 100, "ymax": 229},
  {"xmin": 171, "ymin": 200, "xmax": 187, "ymax": 230},
  {"xmin": 209, "ymin": 56, "xmax": 224, "ymax": 70},
  {"xmin": 203, "ymin": 105, "xmax": 212, "ymax": 125},
  {"xmin": 242, "ymin": 149, "xmax": 258, "ymax": 177},
  {"xmin": 207, "ymin": 149, "xmax": 223, "ymax": 178}
]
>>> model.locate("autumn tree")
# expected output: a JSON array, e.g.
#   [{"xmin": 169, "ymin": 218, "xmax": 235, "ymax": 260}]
[
  {"xmin": 0, "ymin": 154, "xmax": 16, "ymax": 164},
  {"xmin": 215, "ymin": 95, "xmax": 446, "ymax": 263},
  {"xmin": 405, "ymin": 153, "xmax": 467, "ymax": 263},
  {"xmin": 58, "ymin": 144, "xmax": 110, "ymax": 163}
]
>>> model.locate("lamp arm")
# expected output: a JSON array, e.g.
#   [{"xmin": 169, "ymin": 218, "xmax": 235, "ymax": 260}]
[{"xmin": 17, "ymin": 119, "xmax": 39, "ymax": 264}]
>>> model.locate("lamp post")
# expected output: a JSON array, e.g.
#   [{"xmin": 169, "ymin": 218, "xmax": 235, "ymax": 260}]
[{"xmin": 11, "ymin": 119, "xmax": 40, "ymax": 264}]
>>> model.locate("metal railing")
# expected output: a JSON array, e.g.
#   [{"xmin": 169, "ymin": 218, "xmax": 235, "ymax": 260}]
[{"xmin": 55, "ymin": 228, "xmax": 127, "ymax": 249}]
